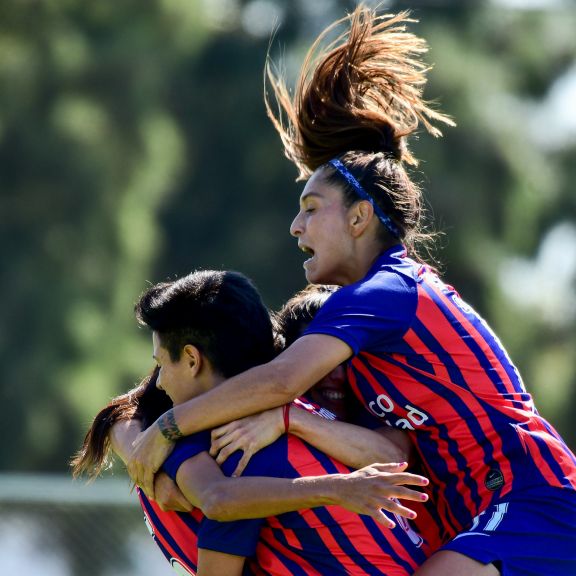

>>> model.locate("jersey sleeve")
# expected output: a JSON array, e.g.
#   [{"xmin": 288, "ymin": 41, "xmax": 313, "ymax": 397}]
[
  {"xmin": 198, "ymin": 437, "xmax": 291, "ymax": 556},
  {"xmin": 302, "ymin": 271, "xmax": 417, "ymax": 354},
  {"xmin": 162, "ymin": 431, "xmax": 212, "ymax": 480},
  {"xmin": 198, "ymin": 517, "xmax": 264, "ymax": 557}
]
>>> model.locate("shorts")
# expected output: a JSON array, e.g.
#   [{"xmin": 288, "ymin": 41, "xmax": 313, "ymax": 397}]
[{"xmin": 441, "ymin": 486, "xmax": 576, "ymax": 576}]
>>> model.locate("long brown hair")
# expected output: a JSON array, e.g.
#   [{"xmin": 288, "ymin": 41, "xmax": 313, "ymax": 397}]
[
  {"xmin": 70, "ymin": 368, "xmax": 172, "ymax": 480},
  {"xmin": 265, "ymin": 5, "xmax": 454, "ymax": 254}
]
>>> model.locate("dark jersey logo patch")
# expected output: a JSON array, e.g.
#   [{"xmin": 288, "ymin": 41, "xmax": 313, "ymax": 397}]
[{"xmin": 485, "ymin": 468, "xmax": 504, "ymax": 491}]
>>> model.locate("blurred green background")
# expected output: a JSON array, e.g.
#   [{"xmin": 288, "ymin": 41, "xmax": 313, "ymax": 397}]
[{"xmin": 1, "ymin": 0, "xmax": 575, "ymax": 476}]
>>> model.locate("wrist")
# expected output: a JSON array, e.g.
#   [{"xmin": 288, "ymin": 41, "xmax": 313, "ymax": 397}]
[
  {"xmin": 285, "ymin": 404, "xmax": 306, "ymax": 437},
  {"xmin": 294, "ymin": 474, "xmax": 343, "ymax": 507},
  {"xmin": 158, "ymin": 408, "xmax": 184, "ymax": 442}
]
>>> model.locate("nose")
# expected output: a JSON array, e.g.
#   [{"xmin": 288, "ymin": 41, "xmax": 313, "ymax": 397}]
[{"xmin": 290, "ymin": 210, "xmax": 303, "ymax": 237}]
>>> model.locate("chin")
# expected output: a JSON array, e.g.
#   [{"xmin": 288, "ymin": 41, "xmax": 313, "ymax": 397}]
[{"xmin": 305, "ymin": 266, "xmax": 326, "ymax": 285}]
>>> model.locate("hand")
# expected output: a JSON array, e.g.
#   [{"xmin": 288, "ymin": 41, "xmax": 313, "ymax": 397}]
[
  {"xmin": 331, "ymin": 462, "xmax": 429, "ymax": 528},
  {"xmin": 153, "ymin": 472, "xmax": 193, "ymax": 512},
  {"xmin": 127, "ymin": 424, "xmax": 175, "ymax": 499},
  {"xmin": 209, "ymin": 408, "xmax": 284, "ymax": 476}
]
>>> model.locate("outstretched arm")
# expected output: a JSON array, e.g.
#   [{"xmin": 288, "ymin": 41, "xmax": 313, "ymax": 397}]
[
  {"xmin": 175, "ymin": 451, "xmax": 428, "ymax": 527},
  {"xmin": 176, "ymin": 452, "xmax": 428, "ymax": 527},
  {"xmin": 128, "ymin": 334, "xmax": 352, "ymax": 496}
]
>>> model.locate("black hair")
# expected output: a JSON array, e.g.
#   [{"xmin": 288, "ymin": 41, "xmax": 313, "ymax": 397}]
[{"xmin": 135, "ymin": 270, "xmax": 276, "ymax": 378}]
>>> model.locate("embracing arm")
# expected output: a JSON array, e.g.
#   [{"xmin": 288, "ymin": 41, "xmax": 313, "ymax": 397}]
[
  {"xmin": 289, "ymin": 411, "xmax": 411, "ymax": 469},
  {"xmin": 210, "ymin": 406, "xmax": 411, "ymax": 476},
  {"xmin": 128, "ymin": 334, "xmax": 352, "ymax": 496},
  {"xmin": 109, "ymin": 419, "xmax": 142, "ymax": 465},
  {"xmin": 173, "ymin": 335, "xmax": 351, "ymax": 434},
  {"xmin": 175, "ymin": 451, "xmax": 427, "ymax": 527}
]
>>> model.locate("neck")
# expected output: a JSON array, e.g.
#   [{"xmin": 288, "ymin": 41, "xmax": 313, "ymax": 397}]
[{"xmin": 343, "ymin": 239, "xmax": 385, "ymax": 285}]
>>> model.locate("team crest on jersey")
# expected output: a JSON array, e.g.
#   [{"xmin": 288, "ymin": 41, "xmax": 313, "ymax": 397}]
[{"xmin": 485, "ymin": 468, "xmax": 504, "ymax": 491}]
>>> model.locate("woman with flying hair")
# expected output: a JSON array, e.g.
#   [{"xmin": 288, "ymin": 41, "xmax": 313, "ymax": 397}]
[{"xmin": 128, "ymin": 6, "xmax": 576, "ymax": 575}]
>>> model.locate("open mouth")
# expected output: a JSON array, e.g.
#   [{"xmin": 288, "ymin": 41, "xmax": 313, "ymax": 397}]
[
  {"xmin": 318, "ymin": 388, "xmax": 346, "ymax": 402},
  {"xmin": 299, "ymin": 244, "xmax": 315, "ymax": 263}
]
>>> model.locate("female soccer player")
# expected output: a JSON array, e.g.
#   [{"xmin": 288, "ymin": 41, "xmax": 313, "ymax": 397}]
[{"xmin": 128, "ymin": 6, "xmax": 576, "ymax": 575}]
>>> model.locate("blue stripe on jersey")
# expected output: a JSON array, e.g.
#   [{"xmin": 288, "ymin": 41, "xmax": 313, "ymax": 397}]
[
  {"xmin": 283, "ymin": 438, "xmax": 426, "ymax": 574},
  {"xmin": 265, "ymin": 513, "xmax": 344, "ymax": 571},
  {"xmin": 516, "ymin": 421, "xmax": 576, "ymax": 487},
  {"xmin": 140, "ymin": 495, "xmax": 198, "ymax": 569},
  {"xmin": 257, "ymin": 538, "xmax": 311, "ymax": 575},
  {"xmin": 297, "ymin": 442, "xmax": 346, "ymax": 475}
]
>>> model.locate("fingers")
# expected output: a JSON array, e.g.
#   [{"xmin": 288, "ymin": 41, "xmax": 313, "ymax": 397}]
[
  {"xmin": 373, "ymin": 509, "xmax": 396, "ymax": 529},
  {"xmin": 210, "ymin": 427, "xmax": 240, "ymax": 457},
  {"xmin": 362, "ymin": 462, "xmax": 430, "ymax": 488},
  {"xmin": 211, "ymin": 422, "xmax": 234, "ymax": 442},
  {"xmin": 142, "ymin": 469, "xmax": 156, "ymax": 500},
  {"xmin": 215, "ymin": 442, "xmax": 241, "ymax": 465},
  {"xmin": 231, "ymin": 451, "xmax": 253, "ymax": 477},
  {"xmin": 378, "ymin": 497, "xmax": 419, "ymax": 519}
]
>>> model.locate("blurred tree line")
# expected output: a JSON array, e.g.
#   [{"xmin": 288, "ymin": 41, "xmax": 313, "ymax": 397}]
[{"xmin": 1, "ymin": 0, "xmax": 575, "ymax": 473}]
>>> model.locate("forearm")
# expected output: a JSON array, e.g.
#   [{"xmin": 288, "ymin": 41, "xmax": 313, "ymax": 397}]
[
  {"xmin": 178, "ymin": 470, "xmax": 339, "ymax": 521},
  {"xmin": 109, "ymin": 419, "xmax": 142, "ymax": 464},
  {"xmin": 289, "ymin": 409, "xmax": 408, "ymax": 468},
  {"xmin": 172, "ymin": 360, "xmax": 313, "ymax": 437}
]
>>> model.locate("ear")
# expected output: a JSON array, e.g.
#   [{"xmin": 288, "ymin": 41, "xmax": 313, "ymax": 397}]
[
  {"xmin": 348, "ymin": 200, "xmax": 375, "ymax": 238},
  {"xmin": 182, "ymin": 344, "xmax": 203, "ymax": 377}
]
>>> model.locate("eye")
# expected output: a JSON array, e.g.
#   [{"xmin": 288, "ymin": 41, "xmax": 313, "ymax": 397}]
[{"xmin": 304, "ymin": 207, "xmax": 315, "ymax": 214}]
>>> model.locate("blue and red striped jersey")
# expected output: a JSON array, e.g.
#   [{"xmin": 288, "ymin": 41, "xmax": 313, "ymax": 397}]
[
  {"xmin": 159, "ymin": 403, "xmax": 431, "ymax": 575},
  {"xmin": 304, "ymin": 244, "xmax": 576, "ymax": 540}
]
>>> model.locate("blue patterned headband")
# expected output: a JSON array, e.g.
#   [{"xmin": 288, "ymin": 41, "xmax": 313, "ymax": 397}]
[{"xmin": 327, "ymin": 158, "xmax": 401, "ymax": 239}]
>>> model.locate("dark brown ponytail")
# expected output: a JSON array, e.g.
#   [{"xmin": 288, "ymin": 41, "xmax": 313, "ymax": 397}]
[{"xmin": 265, "ymin": 6, "xmax": 454, "ymax": 178}]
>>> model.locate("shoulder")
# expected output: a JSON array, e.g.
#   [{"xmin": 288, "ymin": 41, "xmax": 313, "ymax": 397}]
[
  {"xmin": 317, "ymin": 257, "xmax": 419, "ymax": 321},
  {"xmin": 163, "ymin": 431, "xmax": 212, "ymax": 479}
]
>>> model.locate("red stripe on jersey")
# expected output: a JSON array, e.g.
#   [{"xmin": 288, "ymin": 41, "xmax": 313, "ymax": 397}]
[
  {"xmin": 402, "ymin": 328, "xmax": 452, "ymax": 382},
  {"xmin": 286, "ymin": 435, "xmax": 349, "ymax": 474},
  {"xmin": 414, "ymin": 280, "xmax": 576, "ymax": 489},
  {"xmin": 139, "ymin": 495, "xmax": 200, "ymax": 572},
  {"xmin": 285, "ymin": 441, "xmax": 370, "ymax": 574},
  {"xmin": 419, "ymin": 280, "xmax": 518, "ymax": 397},
  {"xmin": 346, "ymin": 360, "xmax": 456, "ymax": 553}
]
